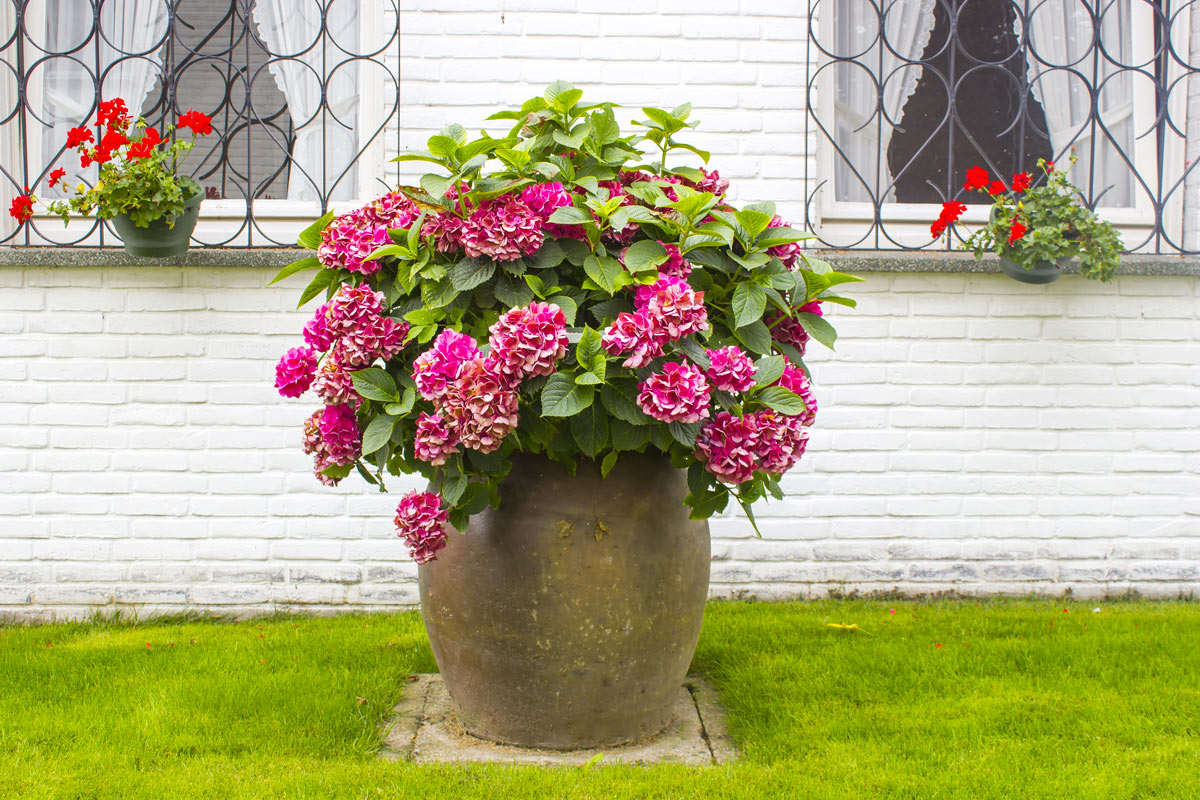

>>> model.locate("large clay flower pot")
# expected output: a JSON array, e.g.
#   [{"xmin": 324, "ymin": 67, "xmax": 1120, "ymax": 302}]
[
  {"xmin": 111, "ymin": 192, "xmax": 202, "ymax": 258},
  {"xmin": 418, "ymin": 452, "xmax": 711, "ymax": 749}
]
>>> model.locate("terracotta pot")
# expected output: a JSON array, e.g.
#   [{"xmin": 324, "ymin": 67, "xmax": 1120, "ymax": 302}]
[
  {"xmin": 418, "ymin": 452, "xmax": 711, "ymax": 749},
  {"xmin": 110, "ymin": 192, "xmax": 202, "ymax": 258}
]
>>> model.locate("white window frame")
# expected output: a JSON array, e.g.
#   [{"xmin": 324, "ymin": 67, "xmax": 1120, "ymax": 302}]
[{"xmin": 812, "ymin": 1, "xmax": 1191, "ymax": 252}]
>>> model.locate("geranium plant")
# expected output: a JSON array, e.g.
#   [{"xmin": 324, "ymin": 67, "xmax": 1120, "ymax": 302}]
[
  {"xmin": 932, "ymin": 156, "xmax": 1122, "ymax": 282},
  {"xmin": 8, "ymin": 99, "xmax": 212, "ymax": 228},
  {"xmin": 272, "ymin": 82, "xmax": 859, "ymax": 562}
]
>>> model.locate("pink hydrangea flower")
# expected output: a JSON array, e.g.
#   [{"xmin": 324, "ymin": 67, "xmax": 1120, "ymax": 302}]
[
  {"xmin": 413, "ymin": 412, "xmax": 459, "ymax": 466},
  {"xmin": 692, "ymin": 168, "xmax": 729, "ymax": 197},
  {"xmin": 486, "ymin": 302, "xmax": 568, "ymax": 385},
  {"xmin": 421, "ymin": 212, "xmax": 465, "ymax": 253},
  {"xmin": 303, "ymin": 303, "xmax": 334, "ymax": 351},
  {"xmin": 695, "ymin": 411, "xmax": 760, "ymax": 485},
  {"xmin": 334, "ymin": 316, "xmax": 408, "ymax": 369},
  {"xmin": 752, "ymin": 410, "xmax": 809, "ymax": 474},
  {"xmin": 394, "ymin": 490, "xmax": 449, "ymax": 564},
  {"xmin": 459, "ymin": 195, "xmax": 544, "ymax": 261},
  {"xmin": 636, "ymin": 361, "xmax": 711, "ymax": 424},
  {"xmin": 660, "ymin": 243, "xmax": 692, "ymax": 278},
  {"xmin": 274, "ymin": 346, "xmax": 317, "ymax": 398},
  {"xmin": 365, "ymin": 191, "xmax": 420, "ymax": 229},
  {"xmin": 768, "ymin": 214, "xmax": 801, "ymax": 269},
  {"xmin": 317, "ymin": 207, "xmax": 392, "ymax": 276},
  {"xmin": 634, "ymin": 275, "xmax": 708, "ymax": 339},
  {"xmin": 777, "ymin": 361, "xmax": 818, "ymax": 427},
  {"xmin": 705, "ymin": 346, "xmax": 756, "ymax": 393},
  {"xmin": 800, "ymin": 300, "xmax": 824, "ymax": 316},
  {"xmin": 413, "ymin": 329, "xmax": 482, "ymax": 402},
  {"xmin": 617, "ymin": 170, "xmax": 681, "ymax": 201},
  {"xmin": 768, "ymin": 312, "xmax": 808, "ymax": 354},
  {"xmin": 441, "ymin": 357, "xmax": 519, "ymax": 454},
  {"xmin": 520, "ymin": 181, "xmax": 573, "ymax": 219},
  {"xmin": 601, "ymin": 310, "xmax": 667, "ymax": 368},
  {"xmin": 302, "ymin": 410, "xmax": 340, "ymax": 487},
  {"xmin": 317, "ymin": 403, "xmax": 362, "ymax": 466},
  {"xmin": 314, "ymin": 356, "xmax": 361, "ymax": 407},
  {"xmin": 326, "ymin": 286, "xmax": 384, "ymax": 337}
]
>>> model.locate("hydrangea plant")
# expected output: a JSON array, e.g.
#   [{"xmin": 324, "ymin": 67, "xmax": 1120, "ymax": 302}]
[{"xmin": 273, "ymin": 82, "xmax": 860, "ymax": 562}]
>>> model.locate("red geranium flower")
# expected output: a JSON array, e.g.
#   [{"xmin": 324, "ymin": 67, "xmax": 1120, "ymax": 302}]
[
  {"xmin": 987, "ymin": 180, "xmax": 1006, "ymax": 195},
  {"xmin": 95, "ymin": 98, "xmax": 129, "ymax": 128},
  {"xmin": 97, "ymin": 128, "xmax": 130, "ymax": 159},
  {"xmin": 1011, "ymin": 172, "xmax": 1031, "ymax": 193},
  {"xmin": 930, "ymin": 200, "xmax": 967, "ymax": 239},
  {"xmin": 125, "ymin": 128, "xmax": 162, "ymax": 160},
  {"xmin": 964, "ymin": 165, "xmax": 989, "ymax": 191},
  {"xmin": 47, "ymin": 167, "xmax": 66, "ymax": 187},
  {"xmin": 1009, "ymin": 220, "xmax": 1027, "ymax": 243},
  {"xmin": 1045, "ymin": 161, "xmax": 1055, "ymax": 173},
  {"xmin": 66, "ymin": 126, "xmax": 94, "ymax": 149},
  {"xmin": 9, "ymin": 194, "xmax": 33, "ymax": 223},
  {"xmin": 177, "ymin": 110, "xmax": 214, "ymax": 136}
]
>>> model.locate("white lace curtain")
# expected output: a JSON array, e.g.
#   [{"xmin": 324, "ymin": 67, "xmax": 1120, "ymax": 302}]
[
  {"xmin": 833, "ymin": 0, "xmax": 1135, "ymax": 207},
  {"xmin": 253, "ymin": 0, "xmax": 359, "ymax": 203},
  {"xmin": 833, "ymin": 0, "xmax": 937, "ymax": 203},
  {"xmin": 1025, "ymin": 0, "xmax": 1134, "ymax": 207}
]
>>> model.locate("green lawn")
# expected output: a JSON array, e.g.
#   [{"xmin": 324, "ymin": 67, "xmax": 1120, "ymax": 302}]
[{"xmin": 1, "ymin": 599, "xmax": 1197, "ymax": 799}]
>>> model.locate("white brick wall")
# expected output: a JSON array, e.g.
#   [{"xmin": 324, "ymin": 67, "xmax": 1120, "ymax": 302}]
[{"xmin": 2, "ymin": 264, "xmax": 1198, "ymax": 619}]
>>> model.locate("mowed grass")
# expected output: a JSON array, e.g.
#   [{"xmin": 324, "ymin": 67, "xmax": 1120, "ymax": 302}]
[{"xmin": 1, "ymin": 599, "xmax": 1198, "ymax": 799}]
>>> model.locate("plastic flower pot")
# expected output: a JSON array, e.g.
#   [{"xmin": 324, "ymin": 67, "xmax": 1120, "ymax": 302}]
[
  {"xmin": 998, "ymin": 255, "xmax": 1072, "ymax": 285},
  {"xmin": 110, "ymin": 192, "xmax": 202, "ymax": 258},
  {"xmin": 418, "ymin": 452, "xmax": 711, "ymax": 749}
]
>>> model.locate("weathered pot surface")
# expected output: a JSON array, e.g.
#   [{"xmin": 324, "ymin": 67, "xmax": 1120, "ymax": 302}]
[{"xmin": 418, "ymin": 451, "xmax": 711, "ymax": 750}]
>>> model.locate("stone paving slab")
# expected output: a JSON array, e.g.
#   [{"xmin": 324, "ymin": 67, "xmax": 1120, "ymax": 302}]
[{"xmin": 380, "ymin": 674, "xmax": 737, "ymax": 766}]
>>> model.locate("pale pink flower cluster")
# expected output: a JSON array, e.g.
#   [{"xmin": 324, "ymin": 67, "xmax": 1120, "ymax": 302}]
[
  {"xmin": 302, "ymin": 404, "xmax": 362, "ymax": 486},
  {"xmin": 485, "ymin": 302, "xmax": 568, "ymax": 386},
  {"xmin": 636, "ymin": 361, "xmax": 711, "ymax": 424},
  {"xmin": 274, "ymin": 346, "xmax": 317, "ymax": 398},
  {"xmin": 317, "ymin": 195, "xmax": 416, "ymax": 277},
  {"xmin": 394, "ymin": 490, "xmax": 449, "ymax": 564},
  {"xmin": 694, "ymin": 408, "xmax": 811, "ymax": 485},
  {"xmin": 459, "ymin": 195, "xmax": 545, "ymax": 261},
  {"xmin": 767, "ymin": 214, "xmax": 801, "ymax": 269},
  {"xmin": 325, "ymin": 286, "xmax": 408, "ymax": 369},
  {"xmin": 705, "ymin": 346, "xmax": 756, "ymax": 393},
  {"xmin": 777, "ymin": 360, "xmax": 818, "ymax": 427},
  {"xmin": 442, "ymin": 357, "xmax": 520, "ymax": 453},
  {"xmin": 314, "ymin": 357, "xmax": 360, "ymax": 408},
  {"xmin": 413, "ymin": 412, "xmax": 458, "ymax": 466}
]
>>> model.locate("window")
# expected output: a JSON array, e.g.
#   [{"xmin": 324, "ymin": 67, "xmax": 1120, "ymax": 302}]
[
  {"xmin": 0, "ymin": 0, "xmax": 400, "ymax": 247},
  {"xmin": 808, "ymin": 0, "xmax": 1194, "ymax": 252}
]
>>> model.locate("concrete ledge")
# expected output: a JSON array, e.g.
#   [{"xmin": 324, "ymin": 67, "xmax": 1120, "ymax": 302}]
[
  {"xmin": 380, "ymin": 674, "xmax": 737, "ymax": 766},
  {"xmin": 2, "ymin": 246, "xmax": 1198, "ymax": 275}
]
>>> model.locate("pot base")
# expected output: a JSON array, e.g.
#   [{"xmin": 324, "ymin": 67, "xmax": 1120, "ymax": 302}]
[{"xmin": 418, "ymin": 453, "xmax": 711, "ymax": 750}]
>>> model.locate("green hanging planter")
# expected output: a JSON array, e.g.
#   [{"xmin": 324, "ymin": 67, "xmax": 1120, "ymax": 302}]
[
  {"xmin": 111, "ymin": 192, "xmax": 203, "ymax": 258},
  {"xmin": 998, "ymin": 255, "xmax": 1072, "ymax": 285}
]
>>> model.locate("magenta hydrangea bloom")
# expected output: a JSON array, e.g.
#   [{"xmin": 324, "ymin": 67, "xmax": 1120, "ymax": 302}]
[
  {"xmin": 274, "ymin": 346, "xmax": 317, "ymax": 398},
  {"xmin": 303, "ymin": 303, "xmax": 334, "ymax": 351},
  {"xmin": 326, "ymin": 285, "xmax": 384, "ymax": 337},
  {"xmin": 314, "ymin": 356, "xmax": 360, "ymax": 407},
  {"xmin": 413, "ymin": 412, "xmax": 459, "ymax": 466},
  {"xmin": 767, "ymin": 214, "xmax": 801, "ymax": 269},
  {"xmin": 317, "ymin": 403, "xmax": 362, "ymax": 466},
  {"xmin": 660, "ymin": 243, "xmax": 692, "ymax": 278},
  {"xmin": 413, "ymin": 329, "xmax": 482, "ymax": 402},
  {"xmin": 692, "ymin": 168, "xmax": 729, "ymax": 197},
  {"xmin": 768, "ymin": 312, "xmax": 809, "ymax": 354},
  {"xmin": 441, "ymin": 358, "xmax": 519, "ymax": 454},
  {"xmin": 601, "ymin": 310, "xmax": 667, "ymax": 368},
  {"xmin": 486, "ymin": 302, "xmax": 569, "ymax": 385},
  {"xmin": 777, "ymin": 361, "xmax": 818, "ymax": 427},
  {"xmin": 317, "ymin": 207, "xmax": 392, "ymax": 276},
  {"xmin": 800, "ymin": 300, "xmax": 824, "ymax": 316},
  {"xmin": 301, "ymin": 410, "xmax": 339, "ymax": 487},
  {"xmin": 636, "ymin": 361, "xmax": 712, "ymax": 424},
  {"xmin": 334, "ymin": 316, "xmax": 408, "ymax": 369},
  {"xmin": 365, "ymin": 191, "xmax": 420, "ymax": 229},
  {"xmin": 421, "ymin": 212, "xmax": 465, "ymax": 253},
  {"xmin": 752, "ymin": 409, "xmax": 810, "ymax": 474},
  {"xmin": 695, "ymin": 411, "xmax": 760, "ymax": 485},
  {"xmin": 705, "ymin": 345, "xmax": 756, "ymax": 393},
  {"xmin": 634, "ymin": 275, "xmax": 708, "ymax": 339},
  {"xmin": 459, "ymin": 195, "xmax": 544, "ymax": 261},
  {"xmin": 394, "ymin": 490, "xmax": 449, "ymax": 564},
  {"xmin": 519, "ymin": 181, "xmax": 573, "ymax": 219}
]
